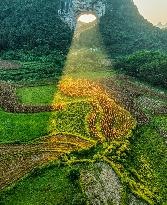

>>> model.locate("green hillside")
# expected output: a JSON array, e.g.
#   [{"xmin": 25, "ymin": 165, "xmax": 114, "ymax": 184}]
[
  {"xmin": 0, "ymin": 0, "xmax": 72, "ymax": 54},
  {"xmin": 0, "ymin": 1, "xmax": 167, "ymax": 205},
  {"xmin": 100, "ymin": 0, "xmax": 167, "ymax": 56},
  {"xmin": 1, "ymin": 0, "xmax": 167, "ymax": 59}
]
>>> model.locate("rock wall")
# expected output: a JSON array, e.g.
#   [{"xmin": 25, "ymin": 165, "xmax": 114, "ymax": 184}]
[{"xmin": 58, "ymin": 0, "xmax": 106, "ymax": 29}]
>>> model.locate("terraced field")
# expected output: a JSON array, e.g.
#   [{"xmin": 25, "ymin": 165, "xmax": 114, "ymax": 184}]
[
  {"xmin": 0, "ymin": 74, "xmax": 136, "ymax": 188},
  {"xmin": 0, "ymin": 20, "xmax": 167, "ymax": 205}
]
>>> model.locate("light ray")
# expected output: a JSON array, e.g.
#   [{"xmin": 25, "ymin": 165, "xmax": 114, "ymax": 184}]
[{"xmin": 47, "ymin": 13, "xmax": 135, "ymax": 147}]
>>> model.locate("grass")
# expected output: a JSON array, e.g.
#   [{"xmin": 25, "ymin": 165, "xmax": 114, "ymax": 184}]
[
  {"xmin": 0, "ymin": 110, "xmax": 51, "ymax": 144},
  {"xmin": 69, "ymin": 70, "xmax": 114, "ymax": 80},
  {"xmin": 17, "ymin": 84, "xmax": 57, "ymax": 105},
  {"xmin": 127, "ymin": 125, "xmax": 167, "ymax": 204},
  {"xmin": 152, "ymin": 116, "xmax": 167, "ymax": 131},
  {"xmin": 48, "ymin": 101, "xmax": 92, "ymax": 140},
  {"xmin": 0, "ymin": 100, "xmax": 92, "ymax": 144},
  {"xmin": 0, "ymin": 165, "xmax": 86, "ymax": 205}
]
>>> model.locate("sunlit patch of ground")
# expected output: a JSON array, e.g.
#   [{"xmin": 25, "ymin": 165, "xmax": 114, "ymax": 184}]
[
  {"xmin": 55, "ymin": 77, "xmax": 136, "ymax": 140},
  {"xmin": 0, "ymin": 75, "xmax": 136, "ymax": 192}
]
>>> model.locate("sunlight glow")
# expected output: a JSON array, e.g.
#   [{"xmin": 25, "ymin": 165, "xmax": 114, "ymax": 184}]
[
  {"xmin": 133, "ymin": 0, "xmax": 167, "ymax": 25},
  {"xmin": 78, "ymin": 14, "xmax": 97, "ymax": 23}
]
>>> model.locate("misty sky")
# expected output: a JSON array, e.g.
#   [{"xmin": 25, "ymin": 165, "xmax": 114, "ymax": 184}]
[{"xmin": 133, "ymin": 0, "xmax": 167, "ymax": 25}]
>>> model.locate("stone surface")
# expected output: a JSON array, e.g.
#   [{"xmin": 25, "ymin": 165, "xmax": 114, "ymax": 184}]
[
  {"xmin": 81, "ymin": 162, "xmax": 122, "ymax": 205},
  {"xmin": 58, "ymin": 0, "xmax": 106, "ymax": 28},
  {"xmin": 128, "ymin": 194, "xmax": 148, "ymax": 205}
]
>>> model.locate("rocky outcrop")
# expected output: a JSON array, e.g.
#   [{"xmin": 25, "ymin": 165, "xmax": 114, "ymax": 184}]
[
  {"xmin": 81, "ymin": 163, "xmax": 123, "ymax": 205},
  {"xmin": 58, "ymin": 0, "xmax": 106, "ymax": 28}
]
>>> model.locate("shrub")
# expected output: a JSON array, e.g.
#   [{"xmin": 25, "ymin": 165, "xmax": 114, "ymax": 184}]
[
  {"xmin": 67, "ymin": 168, "xmax": 80, "ymax": 182},
  {"xmin": 114, "ymin": 50, "xmax": 167, "ymax": 88}
]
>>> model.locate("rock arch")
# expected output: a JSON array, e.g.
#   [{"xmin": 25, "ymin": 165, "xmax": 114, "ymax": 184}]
[{"xmin": 58, "ymin": 0, "xmax": 106, "ymax": 29}]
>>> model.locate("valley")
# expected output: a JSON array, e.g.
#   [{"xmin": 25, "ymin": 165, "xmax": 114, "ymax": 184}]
[{"xmin": 0, "ymin": 0, "xmax": 167, "ymax": 204}]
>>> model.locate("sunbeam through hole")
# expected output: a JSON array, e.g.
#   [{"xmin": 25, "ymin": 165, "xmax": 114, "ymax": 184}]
[{"xmin": 78, "ymin": 13, "xmax": 97, "ymax": 23}]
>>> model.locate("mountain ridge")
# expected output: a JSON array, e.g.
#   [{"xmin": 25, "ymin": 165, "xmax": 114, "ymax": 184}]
[{"xmin": 0, "ymin": 0, "xmax": 167, "ymax": 58}]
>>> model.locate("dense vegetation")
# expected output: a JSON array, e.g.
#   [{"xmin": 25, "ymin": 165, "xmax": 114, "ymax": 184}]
[
  {"xmin": 0, "ymin": 0, "xmax": 72, "ymax": 82},
  {"xmin": 1, "ymin": 0, "xmax": 167, "ymax": 87},
  {"xmin": 0, "ymin": 165, "xmax": 86, "ymax": 205},
  {"xmin": 0, "ymin": 1, "xmax": 167, "ymax": 204},
  {"xmin": 113, "ymin": 51, "xmax": 167, "ymax": 88},
  {"xmin": 0, "ymin": 0, "xmax": 72, "ymax": 55},
  {"xmin": 1, "ymin": 0, "xmax": 167, "ymax": 60},
  {"xmin": 100, "ymin": 0, "xmax": 167, "ymax": 56},
  {"xmin": 128, "ymin": 120, "xmax": 167, "ymax": 203},
  {"xmin": 0, "ymin": 59, "xmax": 64, "ymax": 83}
]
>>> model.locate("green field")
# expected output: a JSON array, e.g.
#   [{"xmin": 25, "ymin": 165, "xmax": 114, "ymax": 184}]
[
  {"xmin": 0, "ymin": 165, "xmax": 86, "ymax": 205},
  {"xmin": 152, "ymin": 116, "xmax": 167, "ymax": 131},
  {"xmin": 0, "ymin": 100, "xmax": 92, "ymax": 144},
  {"xmin": 17, "ymin": 84, "xmax": 58, "ymax": 105},
  {"xmin": 127, "ymin": 122, "xmax": 167, "ymax": 203},
  {"xmin": 0, "ymin": 110, "xmax": 51, "ymax": 144},
  {"xmin": 48, "ymin": 101, "xmax": 92, "ymax": 139}
]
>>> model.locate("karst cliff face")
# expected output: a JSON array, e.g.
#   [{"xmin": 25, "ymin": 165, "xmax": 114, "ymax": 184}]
[
  {"xmin": 57, "ymin": 0, "xmax": 106, "ymax": 28},
  {"xmin": 57, "ymin": 0, "xmax": 143, "ymax": 28},
  {"xmin": 1, "ymin": 0, "xmax": 167, "ymax": 55},
  {"xmin": 56, "ymin": 0, "xmax": 167, "ymax": 55}
]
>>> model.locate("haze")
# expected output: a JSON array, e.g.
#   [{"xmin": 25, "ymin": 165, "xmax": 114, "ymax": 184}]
[{"xmin": 133, "ymin": 0, "xmax": 167, "ymax": 25}]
